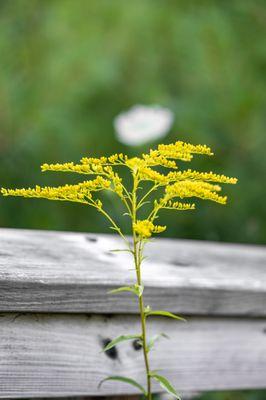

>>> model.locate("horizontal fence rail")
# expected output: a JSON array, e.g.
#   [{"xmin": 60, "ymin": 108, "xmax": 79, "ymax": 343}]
[
  {"xmin": 0, "ymin": 228, "xmax": 266, "ymax": 315},
  {"xmin": 1, "ymin": 314, "xmax": 266, "ymax": 398},
  {"xmin": 0, "ymin": 228, "xmax": 266, "ymax": 398}
]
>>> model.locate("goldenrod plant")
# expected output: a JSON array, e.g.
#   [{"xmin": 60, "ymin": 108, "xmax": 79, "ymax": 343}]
[{"xmin": 1, "ymin": 141, "xmax": 237, "ymax": 399}]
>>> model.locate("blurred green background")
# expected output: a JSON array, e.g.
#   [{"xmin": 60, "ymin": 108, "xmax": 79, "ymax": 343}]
[{"xmin": 0, "ymin": 1, "xmax": 265, "ymax": 399}]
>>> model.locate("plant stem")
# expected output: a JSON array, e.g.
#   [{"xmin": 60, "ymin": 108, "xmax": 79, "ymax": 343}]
[
  {"xmin": 136, "ymin": 249, "xmax": 152, "ymax": 400},
  {"xmin": 132, "ymin": 175, "xmax": 152, "ymax": 400}
]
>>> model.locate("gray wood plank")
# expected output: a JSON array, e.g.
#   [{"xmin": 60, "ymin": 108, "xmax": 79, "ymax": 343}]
[
  {"xmin": 0, "ymin": 313, "xmax": 266, "ymax": 398},
  {"xmin": 0, "ymin": 228, "xmax": 266, "ymax": 315}
]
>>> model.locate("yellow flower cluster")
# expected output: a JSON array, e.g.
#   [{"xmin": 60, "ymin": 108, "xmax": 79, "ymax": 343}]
[
  {"xmin": 165, "ymin": 201, "xmax": 196, "ymax": 211},
  {"xmin": 167, "ymin": 169, "xmax": 237, "ymax": 184},
  {"xmin": 1, "ymin": 177, "xmax": 111, "ymax": 205},
  {"xmin": 111, "ymin": 172, "xmax": 124, "ymax": 198},
  {"xmin": 142, "ymin": 151, "xmax": 178, "ymax": 169},
  {"xmin": 125, "ymin": 157, "xmax": 146, "ymax": 171},
  {"xmin": 139, "ymin": 141, "xmax": 213, "ymax": 166},
  {"xmin": 139, "ymin": 167, "xmax": 168, "ymax": 184},
  {"xmin": 158, "ymin": 141, "xmax": 213, "ymax": 157},
  {"xmin": 41, "ymin": 162, "xmax": 94, "ymax": 174},
  {"xmin": 41, "ymin": 153, "xmax": 128, "ymax": 175},
  {"xmin": 124, "ymin": 141, "xmax": 213, "ymax": 171},
  {"xmin": 165, "ymin": 180, "xmax": 227, "ymax": 204},
  {"xmin": 81, "ymin": 153, "xmax": 127, "ymax": 166},
  {"xmin": 1, "ymin": 140, "xmax": 237, "ymax": 240},
  {"xmin": 42, "ymin": 160, "xmax": 125, "ymax": 198},
  {"xmin": 133, "ymin": 220, "xmax": 166, "ymax": 238},
  {"xmin": 80, "ymin": 156, "xmax": 108, "ymax": 165}
]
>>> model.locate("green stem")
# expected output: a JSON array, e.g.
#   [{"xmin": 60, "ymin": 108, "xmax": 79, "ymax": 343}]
[
  {"xmin": 132, "ymin": 175, "xmax": 152, "ymax": 400},
  {"xmin": 137, "ymin": 183, "xmax": 160, "ymax": 210},
  {"xmin": 93, "ymin": 202, "xmax": 131, "ymax": 248}
]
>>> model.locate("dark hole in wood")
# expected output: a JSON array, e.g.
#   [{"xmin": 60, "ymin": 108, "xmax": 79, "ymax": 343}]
[
  {"xmin": 103, "ymin": 314, "xmax": 114, "ymax": 320},
  {"xmin": 263, "ymin": 328, "xmax": 266, "ymax": 334},
  {"xmin": 132, "ymin": 339, "xmax": 142, "ymax": 351},
  {"xmin": 86, "ymin": 236, "xmax": 98, "ymax": 243},
  {"xmin": 104, "ymin": 251, "xmax": 115, "ymax": 257},
  {"xmin": 171, "ymin": 259, "xmax": 191, "ymax": 267},
  {"xmin": 102, "ymin": 338, "xmax": 118, "ymax": 360},
  {"xmin": 0, "ymin": 252, "xmax": 11, "ymax": 257}
]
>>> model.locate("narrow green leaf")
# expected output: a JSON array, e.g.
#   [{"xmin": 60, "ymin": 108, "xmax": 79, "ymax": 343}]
[
  {"xmin": 141, "ymin": 255, "xmax": 148, "ymax": 262},
  {"xmin": 102, "ymin": 334, "xmax": 141, "ymax": 352},
  {"xmin": 150, "ymin": 373, "xmax": 180, "ymax": 399},
  {"xmin": 98, "ymin": 376, "xmax": 147, "ymax": 395},
  {"xmin": 146, "ymin": 310, "xmax": 186, "ymax": 322},
  {"xmin": 147, "ymin": 333, "xmax": 169, "ymax": 352},
  {"xmin": 137, "ymin": 201, "xmax": 151, "ymax": 210},
  {"xmin": 108, "ymin": 286, "xmax": 134, "ymax": 295},
  {"xmin": 108, "ymin": 284, "xmax": 143, "ymax": 297},
  {"xmin": 109, "ymin": 226, "xmax": 121, "ymax": 233},
  {"xmin": 110, "ymin": 248, "xmax": 133, "ymax": 254}
]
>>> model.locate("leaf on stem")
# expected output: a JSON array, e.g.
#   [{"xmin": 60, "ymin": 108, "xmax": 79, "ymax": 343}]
[
  {"xmin": 141, "ymin": 255, "xmax": 148, "ymax": 262},
  {"xmin": 108, "ymin": 286, "xmax": 133, "ymax": 295},
  {"xmin": 137, "ymin": 201, "xmax": 151, "ymax": 210},
  {"xmin": 98, "ymin": 376, "xmax": 147, "ymax": 395},
  {"xmin": 109, "ymin": 226, "xmax": 121, "ymax": 233},
  {"xmin": 150, "ymin": 373, "xmax": 181, "ymax": 399},
  {"xmin": 108, "ymin": 284, "xmax": 144, "ymax": 297},
  {"xmin": 147, "ymin": 333, "xmax": 169, "ymax": 352},
  {"xmin": 102, "ymin": 334, "xmax": 141, "ymax": 352},
  {"xmin": 145, "ymin": 310, "xmax": 186, "ymax": 322},
  {"xmin": 109, "ymin": 248, "xmax": 134, "ymax": 254}
]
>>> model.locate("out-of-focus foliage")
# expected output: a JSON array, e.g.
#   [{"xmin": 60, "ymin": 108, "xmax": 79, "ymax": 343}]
[
  {"xmin": 0, "ymin": 1, "xmax": 265, "ymax": 399},
  {"xmin": 0, "ymin": 0, "xmax": 265, "ymax": 245}
]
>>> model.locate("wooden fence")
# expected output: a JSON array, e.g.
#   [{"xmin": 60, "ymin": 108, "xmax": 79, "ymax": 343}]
[{"xmin": 0, "ymin": 228, "xmax": 266, "ymax": 399}]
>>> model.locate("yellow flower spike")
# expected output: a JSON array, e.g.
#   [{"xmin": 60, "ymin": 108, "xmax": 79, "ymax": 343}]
[
  {"xmin": 142, "ymin": 151, "xmax": 178, "ymax": 169},
  {"xmin": 1, "ymin": 178, "xmax": 112, "ymax": 204},
  {"xmin": 139, "ymin": 168, "xmax": 168, "ymax": 184},
  {"xmin": 153, "ymin": 225, "xmax": 167, "ymax": 234},
  {"xmin": 3, "ymin": 140, "xmax": 237, "ymax": 230},
  {"xmin": 133, "ymin": 220, "xmax": 167, "ymax": 238},
  {"xmin": 107, "ymin": 154, "xmax": 119, "ymax": 163},
  {"xmin": 166, "ymin": 201, "xmax": 196, "ymax": 211},
  {"xmin": 80, "ymin": 156, "xmax": 108, "ymax": 165},
  {"xmin": 41, "ymin": 162, "xmax": 97, "ymax": 174},
  {"xmin": 158, "ymin": 141, "xmax": 213, "ymax": 157},
  {"xmin": 126, "ymin": 157, "xmax": 146, "ymax": 171},
  {"xmin": 112, "ymin": 173, "xmax": 124, "ymax": 197},
  {"xmin": 167, "ymin": 169, "xmax": 238, "ymax": 184},
  {"xmin": 108, "ymin": 153, "xmax": 127, "ymax": 164},
  {"xmin": 165, "ymin": 180, "xmax": 227, "ymax": 204},
  {"xmin": 133, "ymin": 220, "xmax": 155, "ymax": 238}
]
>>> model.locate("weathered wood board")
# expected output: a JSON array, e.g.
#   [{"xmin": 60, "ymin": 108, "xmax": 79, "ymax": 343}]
[
  {"xmin": 0, "ymin": 228, "xmax": 266, "ymax": 316},
  {"xmin": 0, "ymin": 313, "xmax": 266, "ymax": 398}
]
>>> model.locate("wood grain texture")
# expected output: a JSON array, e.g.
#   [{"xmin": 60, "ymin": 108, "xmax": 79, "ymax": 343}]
[
  {"xmin": 0, "ymin": 228, "xmax": 266, "ymax": 315},
  {"xmin": 0, "ymin": 313, "xmax": 266, "ymax": 398}
]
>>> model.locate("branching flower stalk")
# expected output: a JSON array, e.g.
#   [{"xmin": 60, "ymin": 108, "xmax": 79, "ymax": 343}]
[{"xmin": 1, "ymin": 141, "xmax": 237, "ymax": 399}]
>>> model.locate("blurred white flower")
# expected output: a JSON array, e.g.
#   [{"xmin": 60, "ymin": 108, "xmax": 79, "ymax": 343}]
[{"xmin": 114, "ymin": 105, "xmax": 174, "ymax": 146}]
